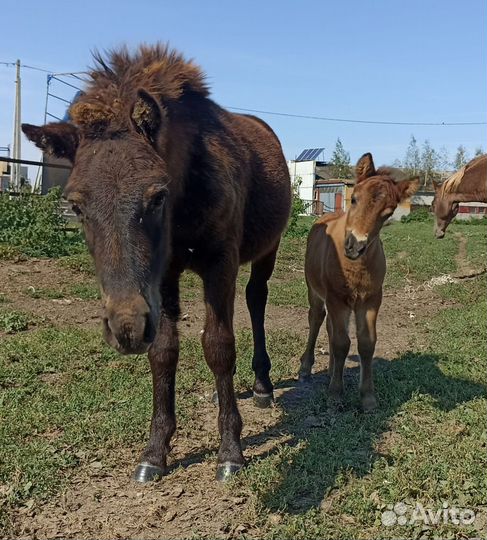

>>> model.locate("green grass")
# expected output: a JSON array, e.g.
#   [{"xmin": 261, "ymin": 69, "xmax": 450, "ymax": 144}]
[
  {"xmin": 268, "ymin": 237, "xmax": 308, "ymax": 307},
  {"xmin": 0, "ymin": 310, "xmax": 30, "ymax": 333},
  {"xmin": 66, "ymin": 283, "xmax": 101, "ymax": 300},
  {"xmin": 267, "ymin": 220, "xmax": 485, "ymax": 308},
  {"xmin": 1, "ymin": 219, "xmax": 485, "ymax": 538},
  {"xmin": 381, "ymin": 221, "xmax": 459, "ymax": 289},
  {"xmin": 451, "ymin": 221, "xmax": 487, "ymax": 269},
  {"xmin": 25, "ymin": 287, "xmax": 65, "ymax": 300},
  {"xmin": 234, "ymin": 277, "xmax": 487, "ymax": 539},
  {"xmin": 25, "ymin": 282, "xmax": 100, "ymax": 301},
  {"xmin": 0, "ymin": 326, "xmax": 304, "ymax": 532},
  {"xmin": 57, "ymin": 252, "xmax": 95, "ymax": 275}
]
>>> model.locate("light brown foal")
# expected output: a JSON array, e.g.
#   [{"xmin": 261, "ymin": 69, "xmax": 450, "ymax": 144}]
[{"xmin": 299, "ymin": 153, "xmax": 419, "ymax": 411}]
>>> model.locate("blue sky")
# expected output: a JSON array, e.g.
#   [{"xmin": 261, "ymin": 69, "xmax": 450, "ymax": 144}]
[{"xmin": 1, "ymin": 0, "xmax": 485, "ymax": 178}]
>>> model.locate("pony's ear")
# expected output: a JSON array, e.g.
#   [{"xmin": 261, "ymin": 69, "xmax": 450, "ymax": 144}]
[
  {"xmin": 355, "ymin": 153, "xmax": 376, "ymax": 183},
  {"xmin": 22, "ymin": 122, "xmax": 79, "ymax": 162},
  {"xmin": 432, "ymin": 180, "xmax": 441, "ymax": 191},
  {"xmin": 397, "ymin": 176, "xmax": 420, "ymax": 201},
  {"xmin": 131, "ymin": 89, "xmax": 165, "ymax": 143}
]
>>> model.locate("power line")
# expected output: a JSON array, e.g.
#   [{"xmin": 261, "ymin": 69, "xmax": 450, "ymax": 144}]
[
  {"xmin": 226, "ymin": 106, "xmax": 487, "ymax": 127},
  {"xmin": 22, "ymin": 64, "xmax": 52, "ymax": 73},
  {"xmin": 0, "ymin": 61, "xmax": 86, "ymax": 76},
  {"xmin": 1, "ymin": 61, "xmax": 51, "ymax": 73},
  {"xmin": 2, "ymin": 61, "xmax": 486, "ymax": 126}
]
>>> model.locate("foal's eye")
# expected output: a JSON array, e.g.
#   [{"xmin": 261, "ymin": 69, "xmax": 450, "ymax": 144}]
[{"xmin": 351, "ymin": 195, "xmax": 357, "ymax": 205}]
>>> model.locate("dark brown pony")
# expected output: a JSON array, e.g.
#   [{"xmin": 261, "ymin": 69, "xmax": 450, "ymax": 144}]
[
  {"xmin": 432, "ymin": 154, "xmax": 487, "ymax": 238},
  {"xmin": 22, "ymin": 44, "xmax": 291, "ymax": 482},
  {"xmin": 299, "ymin": 153, "xmax": 419, "ymax": 411}
]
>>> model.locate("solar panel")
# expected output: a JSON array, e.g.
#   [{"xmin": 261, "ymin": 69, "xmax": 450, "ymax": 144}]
[
  {"xmin": 295, "ymin": 148, "xmax": 325, "ymax": 161},
  {"xmin": 296, "ymin": 149, "xmax": 312, "ymax": 161},
  {"xmin": 309, "ymin": 148, "xmax": 324, "ymax": 161}
]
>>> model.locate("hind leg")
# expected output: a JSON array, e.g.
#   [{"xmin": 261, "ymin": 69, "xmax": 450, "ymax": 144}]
[
  {"xmin": 298, "ymin": 286, "xmax": 326, "ymax": 382},
  {"xmin": 327, "ymin": 298, "xmax": 351, "ymax": 409},
  {"xmin": 246, "ymin": 245, "xmax": 279, "ymax": 408}
]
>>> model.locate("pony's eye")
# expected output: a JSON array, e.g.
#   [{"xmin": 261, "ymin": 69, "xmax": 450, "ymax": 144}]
[
  {"xmin": 71, "ymin": 204, "xmax": 82, "ymax": 216},
  {"xmin": 351, "ymin": 196, "xmax": 357, "ymax": 205},
  {"xmin": 147, "ymin": 190, "xmax": 166, "ymax": 213},
  {"xmin": 153, "ymin": 192, "xmax": 165, "ymax": 207}
]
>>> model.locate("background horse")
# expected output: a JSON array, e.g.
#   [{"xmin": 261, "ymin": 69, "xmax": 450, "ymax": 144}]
[
  {"xmin": 432, "ymin": 154, "xmax": 487, "ymax": 238},
  {"xmin": 22, "ymin": 44, "xmax": 291, "ymax": 482},
  {"xmin": 299, "ymin": 153, "xmax": 419, "ymax": 411}
]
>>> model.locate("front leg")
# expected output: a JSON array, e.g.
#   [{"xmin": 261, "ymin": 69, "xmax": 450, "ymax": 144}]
[
  {"xmin": 326, "ymin": 298, "xmax": 351, "ymax": 409},
  {"xmin": 355, "ymin": 292, "xmax": 381, "ymax": 412},
  {"xmin": 200, "ymin": 248, "xmax": 244, "ymax": 481},
  {"xmin": 133, "ymin": 268, "xmax": 181, "ymax": 483}
]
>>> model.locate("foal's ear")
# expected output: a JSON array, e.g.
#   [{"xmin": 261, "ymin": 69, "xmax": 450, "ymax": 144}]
[
  {"xmin": 355, "ymin": 153, "xmax": 376, "ymax": 183},
  {"xmin": 131, "ymin": 89, "xmax": 165, "ymax": 143},
  {"xmin": 22, "ymin": 122, "xmax": 79, "ymax": 162},
  {"xmin": 397, "ymin": 176, "xmax": 420, "ymax": 201}
]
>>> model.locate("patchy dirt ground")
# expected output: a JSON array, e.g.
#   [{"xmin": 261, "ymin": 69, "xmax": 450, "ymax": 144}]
[{"xmin": 0, "ymin": 254, "xmax": 462, "ymax": 539}]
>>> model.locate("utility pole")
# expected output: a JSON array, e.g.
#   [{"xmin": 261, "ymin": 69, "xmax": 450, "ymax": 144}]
[{"xmin": 11, "ymin": 59, "xmax": 21, "ymax": 191}]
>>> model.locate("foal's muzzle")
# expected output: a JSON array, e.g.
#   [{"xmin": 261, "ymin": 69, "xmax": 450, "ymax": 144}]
[
  {"xmin": 344, "ymin": 232, "xmax": 367, "ymax": 260},
  {"xmin": 102, "ymin": 295, "xmax": 156, "ymax": 355}
]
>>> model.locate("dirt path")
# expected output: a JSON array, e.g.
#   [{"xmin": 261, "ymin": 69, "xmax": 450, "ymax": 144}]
[
  {"xmin": 454, "ymin": 232, "xmax": 478, "ymax": 277},
  {"xmin": 1, "ymin": 257, "xmax": 459, "ymax": 539}
]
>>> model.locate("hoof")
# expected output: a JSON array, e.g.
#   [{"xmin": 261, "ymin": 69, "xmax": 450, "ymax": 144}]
[
  {"xmin": 132, "ymin": 462, "xmax": 166, "ymax": 483},
  {"xmin": 298, "ymin": 373, "xmax": 312, "ymax": 384},
  {"xmin": 253, "ymin": 391, "xmax": 274, "ymax": 409},
  {"xmin": 215, "ymin": 462, "xmax": 244, "ymax": 482},
  {"xmin": 327, "ymin": 397, "xmax": 345, "ymax": 412},
  {"xmin": 361, "ymin": 395, "xmax": 377, "ymax": 413},
  {"xmin": 211, "ymin": 390, "xmax": 219, "ymax": 405}
]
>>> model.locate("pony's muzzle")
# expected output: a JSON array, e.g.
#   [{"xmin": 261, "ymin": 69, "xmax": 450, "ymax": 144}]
[
  {"xmin": 102, "ymin": 295, "xmax": 156, "ymax": 355},
  {"xmin": 344, "ymin": 232, "xmax": 367, "ymax": 260}
]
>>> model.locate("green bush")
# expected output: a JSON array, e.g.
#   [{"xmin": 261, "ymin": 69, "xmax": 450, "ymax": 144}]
[
  {"xmin": 0, "ymin": 188, "xmax": 84, "ymax": 258},
  {"xmin": 401, "ymin": 207, "xmax": 432, "ymax": 223},
  {"xmin": 454, "ymin": 215, "xmax": 487, "ymax": 226}
]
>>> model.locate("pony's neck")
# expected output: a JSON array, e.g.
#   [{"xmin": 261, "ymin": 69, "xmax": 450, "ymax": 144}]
[{"xmin": 445, "ymin": 191, "xmax": 487, "ymax": 204}]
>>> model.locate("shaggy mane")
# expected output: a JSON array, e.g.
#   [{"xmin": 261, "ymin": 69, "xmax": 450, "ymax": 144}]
[
  {"xmin": 439, "ymin": 154, "xmax": 487, "ymax": 196},
  {"xmin": 70, "ymin": 43, "xmax": 209, "ymax": 133}
]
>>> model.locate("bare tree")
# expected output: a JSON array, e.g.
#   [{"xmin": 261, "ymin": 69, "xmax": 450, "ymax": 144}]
[
  {"xmin": 421, "ymin": 139, "xmax": 439, "ymax": 188},
  {"xmin": 404, "ymin": 135, "xmax": 421, "ymax": 176},
  {"xmin": 454, "ymin": 145, "xmax": 469, "ymax": 170}
]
